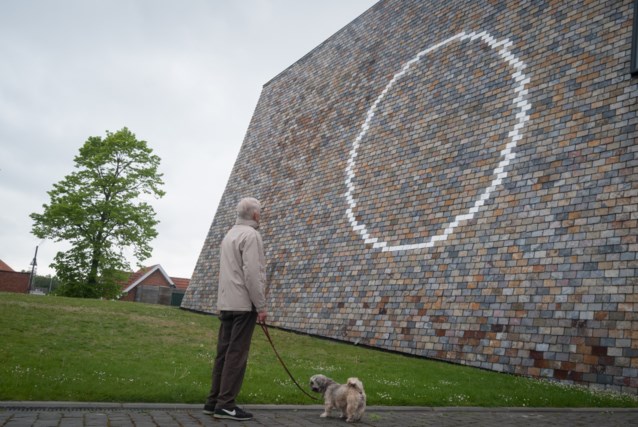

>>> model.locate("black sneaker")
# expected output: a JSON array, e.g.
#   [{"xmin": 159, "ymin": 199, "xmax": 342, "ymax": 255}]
[
  {"xmin": 202, "ymin": 404, "xmax": 216, "ymax": 415},
  {"xmin": 213, "ymin": 407, "xmax": 253, "ymax": 421}
]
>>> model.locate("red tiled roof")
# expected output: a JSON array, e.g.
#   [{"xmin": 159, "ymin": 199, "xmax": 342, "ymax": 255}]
[
  {"xmin": 0, "ymin": 259, "xmax": 15, "ymax": 272},
  {"xmin": 171, "ymin": 277, "xmax": 190, "ymax": 290}
]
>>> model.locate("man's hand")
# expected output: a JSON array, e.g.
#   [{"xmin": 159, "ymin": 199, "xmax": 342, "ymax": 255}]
[{"xmin": 257, "ymin": 311, "xmax": 268, "ymax": 324}]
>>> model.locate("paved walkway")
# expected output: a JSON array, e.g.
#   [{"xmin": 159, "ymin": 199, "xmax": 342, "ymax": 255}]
[{"xmin": 1, "ymin": 402, "xmax": 638, "ymax": 427}]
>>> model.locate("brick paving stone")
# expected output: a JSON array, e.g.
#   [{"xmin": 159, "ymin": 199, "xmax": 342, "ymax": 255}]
[
  {"xmin": 83, "ymin": 413, "xmax": 108, "ymax": 427},
  {"xmin": 3, "ymin": 415, "xmax": 37, "ymax": 427},
  {"xmin": 58, "ymin": 413, "xmax": 85, "ymax": 427},
  {"xmin": 100, "ymin": 413, "xmax": 134, "ymax": 427},
  {"xmin": 4, "ymin": 405, "xmax": 638, "ymax": 427}
]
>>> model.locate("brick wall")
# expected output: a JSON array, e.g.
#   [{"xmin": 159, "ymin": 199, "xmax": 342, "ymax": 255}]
[
  {"xmin": 183, "ymin": 0, "xmax": 638, "ymax": 393},
  {"xmin": 120, "ymin": 269, "xmax": 181, "ymax": 305},
  {"xmin": 0, "ymin": 271, "xmax": 30, "ymax": 294}
]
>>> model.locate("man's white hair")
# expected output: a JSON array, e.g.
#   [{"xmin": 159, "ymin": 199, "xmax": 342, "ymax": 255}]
[{"xmin": 237, "ymin": 197, "xmax": 261, "ymax": 220}]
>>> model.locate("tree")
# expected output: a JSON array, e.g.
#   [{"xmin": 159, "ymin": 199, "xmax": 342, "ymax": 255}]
[{"xmin": 31, "ymin": 128, "xmax": 165, "ymax": 298}]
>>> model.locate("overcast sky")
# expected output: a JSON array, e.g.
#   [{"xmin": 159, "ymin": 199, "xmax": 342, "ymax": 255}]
[{"xmin": 0, "ymin": 0, "xmax": 377, "ymax": 278}]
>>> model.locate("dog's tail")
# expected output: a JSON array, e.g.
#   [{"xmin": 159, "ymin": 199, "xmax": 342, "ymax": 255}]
[{"xmin": 346, "ymin": 377, "xmax": 364, "ymax": 393}]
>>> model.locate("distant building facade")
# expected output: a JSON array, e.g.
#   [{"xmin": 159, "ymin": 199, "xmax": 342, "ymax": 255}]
[
  {"xmin": 120, "ymin": 265, "xmax": 189, "ymax": 306},
  {"xmin": 0, "ymin": 260, "xmax": 30, "ymax": 294}
]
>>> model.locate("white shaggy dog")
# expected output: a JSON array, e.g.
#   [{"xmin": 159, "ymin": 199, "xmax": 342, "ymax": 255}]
[{"xmin": 309, "ymin": 374, "xmax": 366, "ymax": 423}]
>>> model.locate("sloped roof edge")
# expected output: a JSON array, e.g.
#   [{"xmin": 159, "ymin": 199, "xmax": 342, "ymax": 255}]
[
  {"xmin": 262, "ymin": 1, "xmax": 380, "ymax": 88},
  {"xmin": 123, "ymin": 264, "xmax": 175, "ymax": 293},
  {"xmin": 0, "ymin": 259, "xmax": 15, "ymax": 272}
]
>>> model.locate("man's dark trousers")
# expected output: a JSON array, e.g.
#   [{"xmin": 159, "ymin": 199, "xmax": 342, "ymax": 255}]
[{"xmin": 207, "ymin": 310, "xmax": 258, "ymax": 410}]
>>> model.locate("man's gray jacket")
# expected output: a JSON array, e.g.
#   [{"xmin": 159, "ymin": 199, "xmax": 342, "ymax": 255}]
[{"xmin": 217, "ymin": 218, "xmax": 267, "ymax": 312}]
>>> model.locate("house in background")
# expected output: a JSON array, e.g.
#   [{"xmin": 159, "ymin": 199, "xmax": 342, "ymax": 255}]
[
  {"xmin": 120, "ymin": 264, "xmax": 190, "ymax": 306},
  {"xmin": 0, "ymin": 259, "xmax": 30, "ymax": 294}
]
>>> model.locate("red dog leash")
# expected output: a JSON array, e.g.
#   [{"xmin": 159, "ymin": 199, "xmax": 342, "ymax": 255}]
[{"xmin": 259, "ymin": 323, "xmax": 319, "ymax": 401}]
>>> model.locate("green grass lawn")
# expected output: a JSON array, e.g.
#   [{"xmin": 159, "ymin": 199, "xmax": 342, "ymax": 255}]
[{"xmin": 1, "ymin": 293, "xmax": 636, "ymax": 407}]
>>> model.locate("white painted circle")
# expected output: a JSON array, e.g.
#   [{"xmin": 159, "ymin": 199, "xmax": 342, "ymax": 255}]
[{"xmin": 344, "ymin": 31, "xmax": 531, "ymax": 252}]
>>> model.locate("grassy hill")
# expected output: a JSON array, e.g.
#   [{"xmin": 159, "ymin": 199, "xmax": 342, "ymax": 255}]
[{"xmin": 1, "ymin": 293, "xmax": 636, "ymax": 407}]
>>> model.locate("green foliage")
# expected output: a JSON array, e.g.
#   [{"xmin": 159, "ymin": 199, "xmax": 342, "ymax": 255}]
[
  {"xmin": 1, "ymin": 294, "xmax": 637, "ymax": 407},
  {"xmin": 30, "ymin": 128, "xmax": 165, "ymax": 298}
]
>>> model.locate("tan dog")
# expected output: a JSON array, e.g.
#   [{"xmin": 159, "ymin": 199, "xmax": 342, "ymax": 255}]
[{"xmin": 310, "ymin": 374, "xmax": 366, "ymax": 423}]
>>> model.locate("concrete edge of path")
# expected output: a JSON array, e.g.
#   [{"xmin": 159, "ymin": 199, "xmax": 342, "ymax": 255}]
[{"xmin": 1, "ymin": 402, "xmax": 637, "ymax": 413}]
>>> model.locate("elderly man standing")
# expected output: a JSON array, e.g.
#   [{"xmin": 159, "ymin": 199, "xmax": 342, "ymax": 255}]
[{"xmin": 203, "ymin": 197, "xmax": 268, "ymax": 421}]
